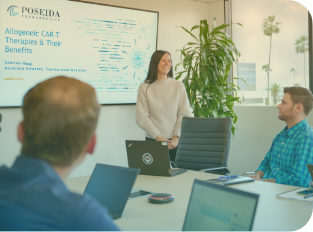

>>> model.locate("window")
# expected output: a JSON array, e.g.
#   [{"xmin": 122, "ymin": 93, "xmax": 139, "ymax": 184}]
[
  {"xmin": 228, "ymin": 0, "xmax": 311, "ymax": 106},
  {"xmin": 237, "ymin": 63, "xmax": 256, "ymax": 91}
]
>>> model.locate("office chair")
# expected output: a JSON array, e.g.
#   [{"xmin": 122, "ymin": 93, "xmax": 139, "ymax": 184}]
[{"xmin": 174, "ymin": 117, "xmax": 232, "ymax": 175}]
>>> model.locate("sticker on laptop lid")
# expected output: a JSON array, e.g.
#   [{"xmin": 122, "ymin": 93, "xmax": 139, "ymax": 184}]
[
  {"xmin": 162, "ymin": 142, "xmax": 167, "ymax": 146},
  {"xmin": 142, "ymin": 153, "xmax": 153, "ymax": 165}
]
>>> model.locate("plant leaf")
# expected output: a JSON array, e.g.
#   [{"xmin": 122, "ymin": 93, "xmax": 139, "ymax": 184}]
[
  {"xmin": 191, "ymin": 25, "xmax": 200, "ymax": 31},
  {"xmin": 179, "ymin": 26, "xmax": 199, "ymax": 42},
  {"xmin": 177, "ymin": 18, "xmax": 242, "ymax": 137}
]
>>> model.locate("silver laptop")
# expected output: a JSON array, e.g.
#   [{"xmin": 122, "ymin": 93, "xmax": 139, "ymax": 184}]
[
  {"xmin": 125, "ymin": 140, "xmax": 187, "ymax": 177},
  {"xmin": 183, "ymin": 179, "xmax": 259, "ymax": 231},
  {"xmin": 84, "ymin": 163, "xmax": 140, "ymax": 220}
]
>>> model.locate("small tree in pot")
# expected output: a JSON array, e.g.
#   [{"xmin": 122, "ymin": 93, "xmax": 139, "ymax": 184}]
[{"xmin": 175, "ymin": 18, "xmax": 243, "ymax": 136}]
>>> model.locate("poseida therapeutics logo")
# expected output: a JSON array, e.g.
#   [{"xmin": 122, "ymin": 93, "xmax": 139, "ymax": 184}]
[
  {"xmin": 7, "ymin": 5, "xmax": 60, "ymax": 21},
  {"xmin": 7, "ymin": 5, "xmax": 19, "ymax": 17}
]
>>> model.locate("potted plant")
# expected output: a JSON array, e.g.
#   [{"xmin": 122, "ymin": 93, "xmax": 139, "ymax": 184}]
[{"xmin": 175, "ymin": 18, "xmax": 243, "ymax": 136}]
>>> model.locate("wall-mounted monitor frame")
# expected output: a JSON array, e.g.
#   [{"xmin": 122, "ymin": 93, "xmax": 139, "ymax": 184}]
[{"xmin": 0, "ymin": 0, "xmax": 159, "ymax": 108}]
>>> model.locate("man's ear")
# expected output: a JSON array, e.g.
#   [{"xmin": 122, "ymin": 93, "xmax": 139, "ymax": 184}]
[
  {"xmin": 294, "ymin": 103, "xmax": 303, "ymax": 113},
  {"xmin": 86, "ymin": 133, "xmax": 97, "ymax": 154},
  {"xmin": 17, "ymin": 122, "xmax": 24, "ymax": 143}
]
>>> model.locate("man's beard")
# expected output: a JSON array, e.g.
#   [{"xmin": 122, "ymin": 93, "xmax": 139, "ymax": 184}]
[{"xmin": 278, "ymin": 110, "xmax": 293, "ymax": 122}]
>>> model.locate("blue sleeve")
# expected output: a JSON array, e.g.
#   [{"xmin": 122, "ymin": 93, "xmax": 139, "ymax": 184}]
[
  {"xmin": 256, "ymin": 148, "xmax": 271, "ymax": 174},
  {"xmin": 275, "ymin": 134, "xmax": 313, "ymax": 187},
  {"xmin": 63, "ymin": 197, "xmax": 120, "ymax": 231},
  {"xmin": 256, "ymin": 136, "xmax": 278, "ymax": 174}
]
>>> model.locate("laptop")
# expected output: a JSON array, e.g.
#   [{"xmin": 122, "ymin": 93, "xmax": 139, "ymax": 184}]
[
  {"xmin": 183, "ymin": 179, "xmax": 259, "ymax": 231},
  {"xmin": 83, "ymin": 163, "xmax": 140, "ymax": 220},
  {"xmin": 125, "ymin": 140, "xmax": 187, "ymax": 177}
]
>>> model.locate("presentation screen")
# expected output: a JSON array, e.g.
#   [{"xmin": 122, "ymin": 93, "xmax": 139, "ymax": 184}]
[{"xmin": 0, "ymin": 0, "xmax": 158, "ymax": 107}]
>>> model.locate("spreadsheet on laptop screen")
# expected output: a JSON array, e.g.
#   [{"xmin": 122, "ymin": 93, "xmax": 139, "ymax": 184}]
[{"xmin": 183, "ymin": 181, "xmax": 258, "ymax": 231}]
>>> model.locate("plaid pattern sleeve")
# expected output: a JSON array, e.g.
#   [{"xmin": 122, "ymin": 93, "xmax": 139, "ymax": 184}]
[
  {"xmin": 256, "ymin": 119, "xmax": 313, "ymax": 188},
  {"xmin": 257, "ymin": 136, "xmax": 278, "ymax": 175}
]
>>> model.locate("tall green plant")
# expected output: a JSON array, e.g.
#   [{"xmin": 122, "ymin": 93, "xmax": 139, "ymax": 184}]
[
  {"xmin": 175, "ymin": 18, "xmax": 242, "ymax": 136},
  {"xmin": 262, "ymin": 64, "xmax": 272, "ymax": 77},
  {"xmin": 290, "ymin": 68, "xmax": 297, "ymax": 86},
  {"xmin": 268, "ymin": 83, "xmax": 282, "ymax": 105},
  {"xmin": 261, "ymin": 64, "xmax": 272, "ymax": 105},
  {"xmin": 294, "ymin": 35, "xmax": 309, "ymax": 87},
  {"xmin": 262, "ymin": 15, "xmax": 281, "ymax": 105}
]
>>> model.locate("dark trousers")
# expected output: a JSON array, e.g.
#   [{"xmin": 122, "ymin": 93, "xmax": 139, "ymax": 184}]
[{"xmin": 145, "ymin": 137, "xmax": 177, "ymax": 162}]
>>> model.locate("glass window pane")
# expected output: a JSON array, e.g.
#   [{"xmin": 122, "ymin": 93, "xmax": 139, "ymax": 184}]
[{"xmin": 232, "ymin": 0, "xmax": 309, "ymax": 106}]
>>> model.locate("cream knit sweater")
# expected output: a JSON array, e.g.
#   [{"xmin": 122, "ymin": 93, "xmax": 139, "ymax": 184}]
[{"xmin": 135, "ymin": 78, "xmax": 192, "ymax": 139}]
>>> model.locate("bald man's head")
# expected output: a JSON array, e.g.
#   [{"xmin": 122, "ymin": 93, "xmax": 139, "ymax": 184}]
[{"xmin": 21, "ymin": 76, "xmax": 100, "ymax": 166}]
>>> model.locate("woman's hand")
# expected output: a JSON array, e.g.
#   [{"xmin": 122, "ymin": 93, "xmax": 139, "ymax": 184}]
[
  {"xmin": 155, "ymin": 135, "xmax": 170, "ymax": 142},
  {"xmin": 168, "ymin": 136, "xmax": 179, "ymax": 150}
]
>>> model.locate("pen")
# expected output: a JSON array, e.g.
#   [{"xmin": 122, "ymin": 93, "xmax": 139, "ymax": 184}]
[{"xmin": 304, "ymin": 193, "xmax": 313, "ymax": 199}]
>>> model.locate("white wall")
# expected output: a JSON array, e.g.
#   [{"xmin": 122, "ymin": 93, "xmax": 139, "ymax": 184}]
[
  {"xmin": 207, "ymin": 0, "xmax": 224, "ymax": 26},
  {"xmin": 229, "ymin": 107, "xmax": 313, "ymax": 175},
  {"xmin": 0, "ymin": 108, "xmax": 23, "ymax": 168}
]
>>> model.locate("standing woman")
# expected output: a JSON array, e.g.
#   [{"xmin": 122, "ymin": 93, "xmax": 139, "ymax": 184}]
[{"xmin": 135, "ymin": 50, "xmax": 192, "ymax": 161}]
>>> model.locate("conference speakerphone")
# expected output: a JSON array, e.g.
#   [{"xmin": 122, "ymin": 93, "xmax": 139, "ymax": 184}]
[{"xmin": 148, "ymin": 193, "xmax": 174, "ymax": 204}]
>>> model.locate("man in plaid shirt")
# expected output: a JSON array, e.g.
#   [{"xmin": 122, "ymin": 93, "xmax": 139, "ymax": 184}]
[{"xmin": 251, "ymin": 87, "xmax": 313, "ymax": 187}]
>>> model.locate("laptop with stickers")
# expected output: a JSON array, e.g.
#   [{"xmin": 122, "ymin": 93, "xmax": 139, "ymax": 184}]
[{"xmin": 125, "ymin": 140, "xmax": 187, "ymax": 177}]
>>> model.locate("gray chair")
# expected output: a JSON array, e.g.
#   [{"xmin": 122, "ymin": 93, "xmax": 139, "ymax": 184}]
[{"xmin": 174, "ymin": 117, "xmax": 232, "ymax": 175}]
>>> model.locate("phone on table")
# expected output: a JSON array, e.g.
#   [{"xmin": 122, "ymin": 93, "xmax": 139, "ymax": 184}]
[{"xmin": 297, "ymin": 189, "xmax": 313, "ymax": 195}]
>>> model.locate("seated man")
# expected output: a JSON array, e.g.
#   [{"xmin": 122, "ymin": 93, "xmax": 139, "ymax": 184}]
[
  {"xmin": 251, "ymin": 87, "xmax": 313, "ymax": 187},
  {"xmin": 0, "ymin": 76, "xmax": 119, "ymax": 230}
]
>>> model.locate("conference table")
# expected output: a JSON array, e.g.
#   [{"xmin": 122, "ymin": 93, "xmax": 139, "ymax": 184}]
[{"xmin": 65, "ymin": 170, "xmax": 313, "ymax": 231}]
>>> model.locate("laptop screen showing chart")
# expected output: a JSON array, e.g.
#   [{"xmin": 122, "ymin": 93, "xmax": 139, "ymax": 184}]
[{"xmin": 183, "ymin": 180, "xmax": 259, "ymax": 231}]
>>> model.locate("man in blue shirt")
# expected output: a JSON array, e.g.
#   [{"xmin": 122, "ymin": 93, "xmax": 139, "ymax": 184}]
[
  {"xmin": 251, "ymin": 87, "xmax": 313, "ymax": 187},
  {"xmin": 0, "ymin": 76, "xmax": 119, "ymax": 230}
]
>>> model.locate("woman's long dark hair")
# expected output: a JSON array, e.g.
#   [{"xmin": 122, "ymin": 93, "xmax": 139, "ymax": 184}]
[{"xmin": 145, "ymin": 50, "xmax": 173, "ymax": 85}]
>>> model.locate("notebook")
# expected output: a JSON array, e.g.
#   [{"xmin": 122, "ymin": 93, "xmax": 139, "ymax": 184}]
[
  {"xmin": 125, "ymin": 140, "xmax": 187, "ymax": 177},
  {"xmin": 83, "ymin": 163, "xmax": 140, "ymax": 219},
  {"xmin": 183, "ymin": 179, "xmax": 259, "ymax": 231}
]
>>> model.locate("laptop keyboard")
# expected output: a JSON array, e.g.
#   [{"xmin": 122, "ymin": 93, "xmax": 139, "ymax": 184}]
[{"xmin": 171, "ymin": 168, "xmax": 187, "ymax": 176}]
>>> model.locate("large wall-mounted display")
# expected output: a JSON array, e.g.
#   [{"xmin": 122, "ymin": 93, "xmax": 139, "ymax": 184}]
[{"xmin": 0, "ymin": 0, "xmax": 158, "ymax": 107}]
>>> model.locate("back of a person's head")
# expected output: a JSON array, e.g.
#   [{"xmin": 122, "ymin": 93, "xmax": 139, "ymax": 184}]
[
  {"xmin": 283, "ymin": 87, "xmax": 313, "ymax": 116},
  {"xmin": 21, "ymin": 76, "xmax": 100, "ymax": 166}
]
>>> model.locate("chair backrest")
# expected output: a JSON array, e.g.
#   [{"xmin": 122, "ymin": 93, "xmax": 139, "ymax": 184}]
[{"xmin": 175, "ymin": 117, "xmax": 232, "ymax": 174}]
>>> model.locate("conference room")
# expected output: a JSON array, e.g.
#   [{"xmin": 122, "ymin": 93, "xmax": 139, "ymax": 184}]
[{"xmin": 0, "ymin": 0, "xmax": 313, "ymax": 231}]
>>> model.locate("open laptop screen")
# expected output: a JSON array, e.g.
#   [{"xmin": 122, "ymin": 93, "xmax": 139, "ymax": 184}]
[
  {"xmin": 183, "ymin": 179, "xmax": 259, "ymax": 231},
  {"xmin": 84, "ymin": 164, "xmax": 139, "ymax": 218}
]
